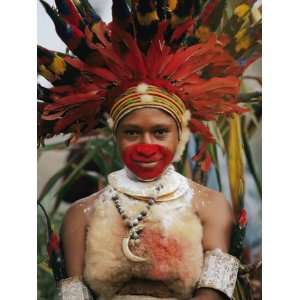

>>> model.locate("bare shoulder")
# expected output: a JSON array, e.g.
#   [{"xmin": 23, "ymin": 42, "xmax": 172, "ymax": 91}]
[
  {"xmin": 187, "ymin": 179, "xmax": 234, "ymax": 225},
  {"xmin": 61, "ymin": 189, "xmax": 104, "ymax": 232},
  {"xmin": 60, "ymin": 189, "xmax": 104, "ymax": 276}
]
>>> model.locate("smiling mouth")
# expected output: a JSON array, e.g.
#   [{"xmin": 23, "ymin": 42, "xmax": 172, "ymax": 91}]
[{"xmin": 134, "ymin": 160, "xmax": 161, "ymax": 168}]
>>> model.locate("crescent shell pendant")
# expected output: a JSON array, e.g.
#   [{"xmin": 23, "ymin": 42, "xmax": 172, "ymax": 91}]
[{"xmin": 122, "ymin": 237, "xmax": 147, "ymax": 262}]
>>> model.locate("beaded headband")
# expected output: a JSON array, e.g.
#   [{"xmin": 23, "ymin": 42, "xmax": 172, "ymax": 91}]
[{"xmin": 109, "ymin": 83, "xmax": 186, "ymax": 134}]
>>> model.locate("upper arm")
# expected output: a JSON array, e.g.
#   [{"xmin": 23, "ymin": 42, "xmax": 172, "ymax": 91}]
[
  {"xmin": 195, "ymin": 188, "xmax": 234, "ymax": 253},
  {"xmin": 60, "ymin": 201, "xmax": 88, "ymax": 277}
]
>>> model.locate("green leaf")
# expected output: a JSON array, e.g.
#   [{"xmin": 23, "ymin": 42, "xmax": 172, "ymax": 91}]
[
  {"xmin": 38, "ymin": 163, "xmax": 71, "ymax": 204},
  {"xmin": 38, "ymin": 261, "xmax": 53, "ymax": 275},
  {"xmin": 208, "ymin": 143, "xmax": 223, "ymax": 192},
  {"xmin": 208, "ymin": 121, "xmax": 226, "ymax": 152},
  {"xmin": 38, "ymin": 149, "xmax": 85, "ymax": 204},
  {"xmin": 39, "ymin": 140, "xmax": 69, "ymax": 152},
  {"xmin": 93, "ymin": 154, "xmax": 109, "ymax": 176},
  {"xmin": 56, "ymin": 150, "xmax": 97, "ymax": 199},
  {"xmin": 241, "ymin": 119, "xmax": 262, "ymax": 198}
]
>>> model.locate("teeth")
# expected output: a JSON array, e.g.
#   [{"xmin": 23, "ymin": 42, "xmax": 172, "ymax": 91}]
[{"xmin": 122, "ymin": 237, "xmax": 146, "ymax": 262}]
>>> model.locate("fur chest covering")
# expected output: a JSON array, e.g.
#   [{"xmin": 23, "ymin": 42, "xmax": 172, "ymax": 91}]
[{"xmin": 84, "ymin": 169, "xmax": 203, "ymax": 300}]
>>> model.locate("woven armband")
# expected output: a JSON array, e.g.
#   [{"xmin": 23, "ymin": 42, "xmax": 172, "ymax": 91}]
[
  {"xmin": 197, "ymin": 248, "xmax": 239, "ymax": 299},
  {"xmin": 58, "ymin": 276, "xmax": 93, "ymax": 300}
]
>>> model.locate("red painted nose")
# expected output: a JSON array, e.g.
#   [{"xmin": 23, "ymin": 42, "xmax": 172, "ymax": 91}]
[{"xmin": 136, "ymin": 144, "xmax": 158, "ymax": 158}]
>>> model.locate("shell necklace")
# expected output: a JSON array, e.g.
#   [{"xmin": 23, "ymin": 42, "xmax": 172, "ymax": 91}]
[{"xmin": 110, "ymin": 184, "xmax": 163, "ymax": 262}]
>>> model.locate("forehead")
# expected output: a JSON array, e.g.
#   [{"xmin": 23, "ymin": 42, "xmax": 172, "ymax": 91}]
[{"xmin": 118, "ymin": 108, "xmax": 177, "ymax": 128}]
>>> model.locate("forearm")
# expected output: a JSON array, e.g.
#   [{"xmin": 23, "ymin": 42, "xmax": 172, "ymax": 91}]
[
  {"xmin": 195, "ymin": 249, "xmax": 239, "ymax": 300},
  {"xmin": 193, "ymin": 288, "xmax": 227, "ymax": 300}
]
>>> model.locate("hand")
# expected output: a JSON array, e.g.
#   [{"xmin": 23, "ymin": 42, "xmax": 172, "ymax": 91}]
[{"xmin": 192, "ymin": 288, "xmax": 227, "ymax": 300}]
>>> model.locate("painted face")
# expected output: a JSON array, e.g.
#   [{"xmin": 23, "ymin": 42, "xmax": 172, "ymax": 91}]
[{"xmin": 116, "ymin": 108, "xmax": 179, "ymax": 180}]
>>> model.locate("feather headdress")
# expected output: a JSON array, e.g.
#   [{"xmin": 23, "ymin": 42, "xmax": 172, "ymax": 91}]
[{"xmin": 38, "ymin": 0, "xmax": 261, "ymax": 163}]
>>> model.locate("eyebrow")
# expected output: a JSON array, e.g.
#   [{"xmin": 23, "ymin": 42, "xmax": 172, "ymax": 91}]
[
  {"xmin": 121, "ymin": 123, "xmax": 172, "ymax": 129},
  {"xmin": 121, "ymin": 124, "xmax": 141, "ymax": 129}
]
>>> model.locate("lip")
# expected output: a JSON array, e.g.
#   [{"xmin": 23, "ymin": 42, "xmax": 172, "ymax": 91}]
[{"xmin": 133, "ymin": 160, "xmax": 161, "ymax": 168}]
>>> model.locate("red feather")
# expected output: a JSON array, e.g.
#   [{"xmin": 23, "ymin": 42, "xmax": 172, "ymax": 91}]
[
  {"xmin": 201, "ymin": 152, "xmax": 212, "ymax": 172},
  {"xmin": 170, "ymin": 19, "xmax": 194, "ymax": 42},
  {"xmin": 64, "ymin": 57, "xmax": 118, "ymax": 82},
  {"xmin": 62, "ymin": 23, "xmax": 85, "ymax": 51},
  {"xmin": 112, "ymin": 25, "xmax": 147, "ymax": 79},
  {"xmin": 189, "ymin": 118, "xmax": 214, "ymax": 141},
  {"xmin": 160, "ymin": 44, "xmax": 205, "ymax": 78},
  {"xmin": 146, "ymin": 22, "xmax": 169, "ymax": 78},
  {"xmin": 42, "ymin": 111, "xmax": 65, "ymax": 121},
  {"xmin": 183, "ymin": 76, "xmax": 240, "ymax": 99},
  {"xmin": 55, "ymin": 0, "xmax": 83, "ymax": 28},
  {"xmin": 96, "ymin": 45, "xmax": 130, "ymax": 78},
  {"xmin": 199, "ymin": 0, "xmax": 221, "ymax": 26},
  {"xmin": 87, "ymin": 22, "xmax": 110, "ymax": 48},
  {"xmin": 53, "ymin": 102, "xmax": 101, "ymax": 134}
]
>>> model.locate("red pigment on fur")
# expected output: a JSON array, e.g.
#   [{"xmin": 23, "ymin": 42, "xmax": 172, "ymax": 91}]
[{"xmin": 135, "ymin": 228, "xmax": 184, "ymax": 279}]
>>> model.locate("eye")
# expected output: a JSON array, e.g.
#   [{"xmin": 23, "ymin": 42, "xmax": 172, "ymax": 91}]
[
  {"xmin": 153, "ymin": 128, "xmax": 169, "ymax": 138},
  {"xmin": 124, "ymin": 129, "xmax": 140, "ymax": 137}
]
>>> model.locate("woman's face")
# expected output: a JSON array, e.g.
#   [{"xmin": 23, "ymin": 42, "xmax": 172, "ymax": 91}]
[{"xmin": 116, "ymin": 108, "xmax": 179, "ymax": 179}]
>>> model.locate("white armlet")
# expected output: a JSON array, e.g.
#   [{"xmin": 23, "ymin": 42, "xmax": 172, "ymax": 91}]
[
  {"xmin": 197, "ymin": 248, "xmax": 239, "ymax": 299},
  {"xmin": 58, "ymin": 276, "xmax": 93, "ymax": 300}
]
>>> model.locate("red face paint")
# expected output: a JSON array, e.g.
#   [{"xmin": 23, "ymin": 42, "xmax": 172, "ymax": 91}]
[{"xmin": 122, "ymin": 144, "xmax": 173, "ymax": 180}]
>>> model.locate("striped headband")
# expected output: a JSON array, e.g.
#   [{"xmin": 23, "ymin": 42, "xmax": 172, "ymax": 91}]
[{"xmin": 110, "ymin": 83, "xmax": 186, "ymax": 133}]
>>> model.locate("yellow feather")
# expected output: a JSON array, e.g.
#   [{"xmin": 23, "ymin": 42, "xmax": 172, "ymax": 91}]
[
  {"xmin": 170, "ymin": 14, "xmax": 187, "ymax": 27},
  {"xmin": 227, "ymin": 113, "xmax": 245, "ymax": 217},
  {"xmin": 168, "ymin": 0, "xmax": 178, "ymax": 12},
  {"xmin": 49, "ymin": 55, "xmax": 66, "ymax": 76},
  {"xmin": 235, "ymin": 35, "xmax": 252, "ymax": 52},
  {"xmin": 39, "ymin": 65, "xmax": 56, "ymax": 82},
  {"xmin": 183, "ymin": 157, "xmax": 193, "ymax": 179},
  {"xmin": 195, "ymin": 26, "xmax": 211, "ymax": 43},
  {"xmin": 234, "ymin": 3, "xmax": 250, "ymax": 18},
  {"xmin": 137, "ymin": 11, "xmax": 159, "ymax": 26},
  {"xmin": 235, "ymin": 26, "xmax": 248, "ymax": 41}
]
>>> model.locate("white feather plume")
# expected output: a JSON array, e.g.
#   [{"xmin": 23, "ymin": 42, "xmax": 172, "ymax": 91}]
[{"xmin": 173, "ymin": 110, "xmax": 192, "ymax": 162}]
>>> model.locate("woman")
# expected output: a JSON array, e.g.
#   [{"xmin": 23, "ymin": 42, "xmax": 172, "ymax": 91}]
[
  {"xmin": 60, "ymin": 97, "xmax": 237, "ymax": 300},
  {"xmin": 38, "ymin": 1, "xmax": 261, "ymax": 299}
]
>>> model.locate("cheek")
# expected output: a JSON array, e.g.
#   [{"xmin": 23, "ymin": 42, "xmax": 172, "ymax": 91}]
[
  {"xmin": 116, "ymin": 131, "xmax": 179, "ymax": 158},
  {"xmin": 120, "ymin": 141, "xmax": 144, "ymax": 159},
  {"xmin": 163, "ymin": 132, "xmax": 179, "ymax": 155},
  {"xmin": 116, "ymin": 134, "xmax": 134, "ymax": 154}
]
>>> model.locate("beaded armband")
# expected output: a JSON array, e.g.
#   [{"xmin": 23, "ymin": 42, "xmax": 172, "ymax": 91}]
[
  {"xmin": 197, "ymin": 248, "xmax": 239, "ymax": 299},
  {"xmin": 58, "ymin": 276, "xmax": 93, "ymax": 300}
]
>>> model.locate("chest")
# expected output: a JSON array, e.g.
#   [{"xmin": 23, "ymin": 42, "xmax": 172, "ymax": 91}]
[{"xmin": 84, "ymin": 190, "xmax": 204, "ymax": 299}]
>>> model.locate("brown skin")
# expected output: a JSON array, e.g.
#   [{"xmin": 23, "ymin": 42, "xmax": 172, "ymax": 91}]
[{"xmin": 61, "ymin": 108, "xmax": 233, "ymax": 300}]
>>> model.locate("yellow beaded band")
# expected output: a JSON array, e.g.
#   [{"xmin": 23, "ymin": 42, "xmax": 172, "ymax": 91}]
[{"xmin": 110, "ymin": 83, "xmax": 186, "ymax": 133}]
